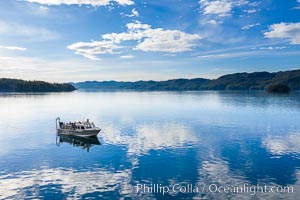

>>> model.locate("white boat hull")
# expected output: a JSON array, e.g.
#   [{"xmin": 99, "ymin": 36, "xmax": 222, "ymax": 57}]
[{"xmin": 58, "ymin": 128, "xmax": 101, "ymax": 137}]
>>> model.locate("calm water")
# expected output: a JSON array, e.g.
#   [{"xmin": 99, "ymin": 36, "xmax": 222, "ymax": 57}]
[{"xmin": 0, "ymin": 91, "xmax": 300, "ymax": 199}]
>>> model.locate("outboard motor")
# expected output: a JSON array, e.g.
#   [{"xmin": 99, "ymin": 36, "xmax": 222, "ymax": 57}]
[{"xmin": 56, "ymin": 117, "xmax": 61, "ymax": 130}]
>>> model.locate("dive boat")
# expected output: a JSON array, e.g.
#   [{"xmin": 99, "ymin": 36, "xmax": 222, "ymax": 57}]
[{"xmin": 56, "ymin": 117, "xmax": 101, "ymax": 137}]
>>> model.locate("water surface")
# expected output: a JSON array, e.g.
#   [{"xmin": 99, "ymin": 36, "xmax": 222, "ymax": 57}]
[{"xmin": 0, "ymin": 91, "xmax": 300, "ymax": 199}]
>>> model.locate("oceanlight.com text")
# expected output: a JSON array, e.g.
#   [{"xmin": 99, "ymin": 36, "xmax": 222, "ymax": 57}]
[{"xmin": 135, "ymin": 183, "xmax": 294, "ymax": 196}]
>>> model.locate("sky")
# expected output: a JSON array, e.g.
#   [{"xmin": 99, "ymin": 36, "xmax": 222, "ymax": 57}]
[{"xmin": 0, "ymin": 0, "xmax": 300, "ymax": 82}]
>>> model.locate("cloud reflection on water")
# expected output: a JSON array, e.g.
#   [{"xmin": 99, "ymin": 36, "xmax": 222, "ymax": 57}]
[
  {"xmin": 0, "ymin": 167, "xmax": 133, "ymax": 199},
  {"xmin": 262, "ymin": 132, "xmax": 300, "ymax": 157},
  {"xmin": 101, "ymin": 122, "xmax": 198, "ymax": 156}
]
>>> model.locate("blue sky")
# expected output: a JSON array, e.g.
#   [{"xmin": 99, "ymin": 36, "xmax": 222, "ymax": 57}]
[{"xmin": 0, "ymin": 0, "xmax": 300, "ymax": 82}]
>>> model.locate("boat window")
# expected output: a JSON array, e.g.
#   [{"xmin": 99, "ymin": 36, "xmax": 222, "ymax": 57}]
[{"xmin": 81, "ymin": 126, "xmax": 84, "ymax": 130}]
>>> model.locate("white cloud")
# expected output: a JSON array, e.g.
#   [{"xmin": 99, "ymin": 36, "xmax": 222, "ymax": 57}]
[
  {"xmin": 0, "ymin": 46, "xmax": 27, "ymax": 51},
  {"xmin": 134, "ymin": 29, "xmax": 201, "ymax": 52},
  {"xmin": 126, "ymin": 8, "xmax": 139, "ymax": 17},
  {"xmin": 248, "ymin": 1, "xmax": 260, "ymax": 7},
  {"xmin": 207, "ymin": 20, "xmax": 218, "ymax": 25},
  {"xmin": 39, "ymin": 5, "xmax": 48, "ymax": 11},
  {"xmin": 200, "ymin": 0, "xmax": 232, "ymax": 16},
  {"xmin": 38, "ymin": 6, "xmax": 49, "ymax": 14},
  {"xmin": 67, "ymin": 40, "xmax": 122, "ymax": 60},
  {"xmin": 120, "ymin": 55, "xmax": 135, "ymax": 59},
  {"xmin": 104, "ymin": 21, "xmax": 201, "ymax": 53},
  {"xmin": 199, "ymin": 0, "xmax": 250, "ymax": 17},
  {"xmin": 295, "ymin": 0, "xmax": 300, "ymax": 9},
  {"xmin": 113, "ymin": 0, "xmax": 134, "ymax": 5},
  {"xmin": 259, "ymin": 46, "xmax": 287, "ymax": 50},
  {"xmin": 264, "ymin": 22, "xmax": 300, "ymax": 44},
  {"xmin": 0, "ymin": 20, "xmax": 59, "ymax": 41},
  {"xmin": 243, "ymin": 8, "xmax": 259, "ymax": 13},
  {"xmin": 0, "ymin": 54, "xmax": 125, "ymax": 82},
  {"xmin": 68, "ymin": 21, "xmax": 201, "ymax": 60},
  {"xmin": 241, "ymin": 23, "xmax": 260, "ymax": 30},
  {"xmin": 23, "ymin": 0, "xmax": 134, "ymax": 6},
  {"xmin": 0, "ymin": 54, "xmax": 189, "ymax": 82},
  {"xmin": 198, "ymin": 51, "xmax": 256, "ymax": 59}
]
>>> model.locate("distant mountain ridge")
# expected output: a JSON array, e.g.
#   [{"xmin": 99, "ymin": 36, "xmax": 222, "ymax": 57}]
[
  {"xmin": 0, "ymin": 78, "xmax": 76, "ymax": 92},
  {"xmin": 72, "ymin": 78, "xmax": 210, "ymax": 90},
  {"xmin": 72, "ymin": 69, "xmax": 300, "ymax": 91}
]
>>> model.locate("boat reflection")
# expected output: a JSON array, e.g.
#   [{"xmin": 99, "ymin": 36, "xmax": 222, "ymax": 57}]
[{"xmin": 56, "ymin": 133, "xmax": 101, "ymax": 152}]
